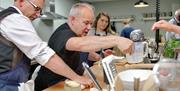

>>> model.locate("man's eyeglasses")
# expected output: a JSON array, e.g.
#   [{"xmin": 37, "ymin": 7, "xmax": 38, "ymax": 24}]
[{"xmin": 27, "ymin": 0, "xmax": 42, "ymax": 14}]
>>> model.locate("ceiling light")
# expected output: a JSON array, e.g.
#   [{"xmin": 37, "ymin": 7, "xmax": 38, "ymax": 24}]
[{"xmin": 134, "ymin": 0, "xmax": 149, "ymax": 8}]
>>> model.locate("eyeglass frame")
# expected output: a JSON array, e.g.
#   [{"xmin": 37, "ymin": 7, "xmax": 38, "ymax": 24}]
[{"xmin": 27, "ymin": 0, "xmax": 42, "ymax": 15}]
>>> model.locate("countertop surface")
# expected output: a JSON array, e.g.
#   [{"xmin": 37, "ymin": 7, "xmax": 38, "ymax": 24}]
[{"xmin": 43, "ymin": 60, "xmax": 155, "ymax": 91}]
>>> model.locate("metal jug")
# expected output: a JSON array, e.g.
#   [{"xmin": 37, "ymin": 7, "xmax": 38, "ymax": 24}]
[
  {"xmin": 127, "ymin": 29, "xmax": 148, "ymax": 63},
  {"xmin": 126, "ymin": 41, "xmax": 148, "ymax": 63}
]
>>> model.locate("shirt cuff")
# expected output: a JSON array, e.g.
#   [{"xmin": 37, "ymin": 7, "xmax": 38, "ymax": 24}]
[{"xmin": 35, "ymin": 47, "xmax": 55, "ymax": 65}]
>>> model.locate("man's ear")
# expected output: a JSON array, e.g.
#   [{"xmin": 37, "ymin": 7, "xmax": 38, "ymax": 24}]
[
  {"xmin": 19, "ymin": 0, "xmax": 24, "ymax": 7},
  {"xmin": 70, "ymin": 16, "xmax": 76, "ymax": 25}
]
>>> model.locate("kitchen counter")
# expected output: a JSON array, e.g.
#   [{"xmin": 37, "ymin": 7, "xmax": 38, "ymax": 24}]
[{"xmin": 43, "ymin": 60, "xmax": 155, "ymax": 91}]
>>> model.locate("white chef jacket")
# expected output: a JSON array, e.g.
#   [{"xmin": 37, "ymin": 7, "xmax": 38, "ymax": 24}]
[{"xmin": 0, "ymin": 6, "xmax": 55, "ymax": 65}]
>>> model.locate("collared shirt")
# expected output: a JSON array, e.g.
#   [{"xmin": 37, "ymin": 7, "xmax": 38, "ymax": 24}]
[{"xmin": 0, "ymin": 6, "xmax": 55, "ymax": 65}]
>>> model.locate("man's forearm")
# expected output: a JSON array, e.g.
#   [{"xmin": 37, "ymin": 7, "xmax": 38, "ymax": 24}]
[
  {"xmin": 67, "ymin": 35, "xmax": 119, "ymax": 52},
  {"xmin": 44, "ymin": 54, "xmax": 80, "ymax": 81},
  {"xmin": 170, "ymin": 24, "xmax": 180, "ymax": 34}
]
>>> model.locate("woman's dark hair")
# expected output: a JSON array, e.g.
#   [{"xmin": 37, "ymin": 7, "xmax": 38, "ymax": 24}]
[{"xmin": 93, "ymin": 12, "xmax": 110, "ymax": 32}]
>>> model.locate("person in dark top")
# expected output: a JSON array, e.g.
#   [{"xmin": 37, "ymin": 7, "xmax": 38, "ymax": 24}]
[
  {"xmin": 35, "ymin": 23, "xmax": 85, "ymax": 91},
  {"xmin": 35, "ymin": 3, "xmax": 134, "ymax": 91},
  {"xmin": 120, "ymin": 19, "xmax": 134, "ymax": 39}
]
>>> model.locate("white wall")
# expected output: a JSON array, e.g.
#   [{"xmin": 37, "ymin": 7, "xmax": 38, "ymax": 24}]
[
  {"xmin": 36, "ymin": 0, "xmax": 77, "ymax": 42},
  {"xmin": 1, "ymin": 0, "xmax": 180, "ymax": 40},
  {"xmin": 0, "ymin": 0, "xmax": 13, "ymax": 8},
  {"xmin": 35, "ymin": 0, "xmax": 77, "ymax": 42},
  {"xmin": 53, "ymin": 0, "xmax": 77, "ymax": 30},
  {"xmin": 92, "ymin": 0, "xmax": 180, "ymax": 38},
  {"xmin": 0, "ymin": 0, "xmax": 77, "ymax": 42}
]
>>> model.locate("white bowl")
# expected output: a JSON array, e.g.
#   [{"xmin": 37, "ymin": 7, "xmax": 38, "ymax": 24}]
[{"xmin": 118, "ymin": 69, "xmax": 152, "ymax": 90}]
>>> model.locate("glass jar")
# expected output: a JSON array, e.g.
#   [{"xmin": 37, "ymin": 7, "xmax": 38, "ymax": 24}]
[{"xmin": 153, "ymin": 58, "xmax": 180, "ymax": 91}]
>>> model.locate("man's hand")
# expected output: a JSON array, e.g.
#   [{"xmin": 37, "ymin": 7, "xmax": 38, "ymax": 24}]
[
  {"xmin": 88, "ymin": 52, "xmax": 102, "ymax": 61},
  {"xmin": 152, "ymin": 20, "xmax": 180, "ymax": 34},
  {"xmin": 117, "ymin": 37, "xmax": 134, "ymax": 55},
  {"xmin": 74, "ymin": 76, "xmax": 94, "ymax": 88},
  {"xmin": 103, "ymin": 49, "xmax": 113, "ymax": 57},
  {"xmin": 152, "ymin": 20, "xmax": 171, "ymax": 32}
]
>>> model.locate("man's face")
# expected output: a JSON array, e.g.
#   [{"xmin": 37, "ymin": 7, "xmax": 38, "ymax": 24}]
[
  {"xmin": 72, "ymin": 8, "xmax": 94, "ymax": 37},
  {"xmin": 26, "ymin": 0, "xmax": 44, "ymax": 21}
]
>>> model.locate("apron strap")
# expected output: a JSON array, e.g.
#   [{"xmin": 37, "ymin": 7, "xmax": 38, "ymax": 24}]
[{"xmin": 0, "ymin": 78, "xmax": 20, "ymax": 86}]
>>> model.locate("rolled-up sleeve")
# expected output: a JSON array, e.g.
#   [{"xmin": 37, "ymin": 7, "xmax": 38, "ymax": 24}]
[
  {"xmin": 34, "ymin": 45, "xmax": 55, "ymax": 65},
  {"xmin": 0, "ymin": 14, "xmax": 55, "ymax": 65}
]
